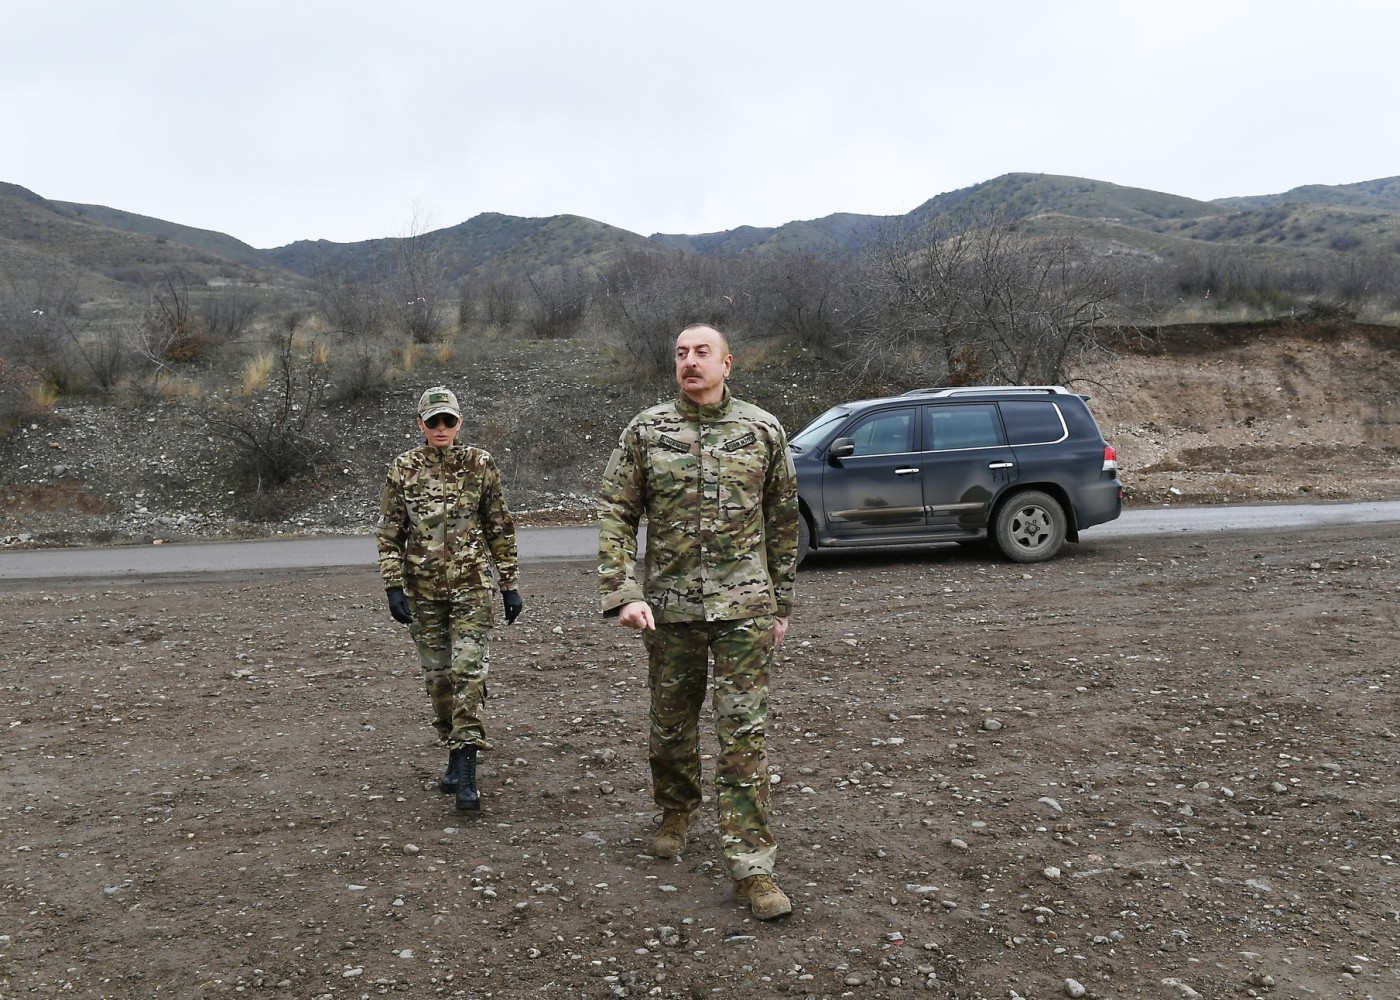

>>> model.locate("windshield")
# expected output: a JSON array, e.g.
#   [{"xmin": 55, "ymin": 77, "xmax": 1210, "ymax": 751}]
[{"xmin": 790, "ymin": 407, "xmax": 851, "ymax": 452}]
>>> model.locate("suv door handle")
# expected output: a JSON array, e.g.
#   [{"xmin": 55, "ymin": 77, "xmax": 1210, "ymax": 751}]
[
  {"xmin": 894, "ymin": 467, "xmax": 920, "ymax": 476},
  {"xmin": 987, "ymin": 461, "xmax": 1014, "ymax": 470}
]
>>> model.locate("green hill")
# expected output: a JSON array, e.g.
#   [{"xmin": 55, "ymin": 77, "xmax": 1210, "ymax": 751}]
[
  {"xmin": 267, "ymin": 212, "xmax": 657, "ymax": 280},
  {"xmin": 4, "ymin": 171, "xmax": 1399, "ymax": 307},
  {"xmin": 1215, "ymin": 176, "xmax": 1400, "ymax": 212}
]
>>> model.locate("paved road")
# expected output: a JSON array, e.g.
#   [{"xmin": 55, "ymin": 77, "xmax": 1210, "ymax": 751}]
[{"xmin": 1, "ymin": 501, "xmax": 1398, "ymax": 580}]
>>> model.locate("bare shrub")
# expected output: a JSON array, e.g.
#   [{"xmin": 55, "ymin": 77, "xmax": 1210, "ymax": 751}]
[
  {"xmin": 0, "ymin": 272, "xmax": 130, "ymax": 393},
  {"xmin": 524, "ymin": 268, "xmax": 590, "ymax": 339},
  {"xmin": 137, "ymin": 270, "xmax": 211, "ymax": 372},
  {"xmin": 327, "ymin": 335, "xmax": 394, "ymax": 402},
  {"xmin": 199, "ymin": 289, "xmax": 260, "ymax": 342},
  {"xmin": 204, "ymin": 322, "xmax": 332, "ymax": 497},
  {"xmin": 1298, "ymin": 300, "xmax": 1358, "ymax": 324},
  {"xmin": 483, "ymin": 270, "xmax": 522, "ymax": 329},
  {"xmin": 314, "ymin": 261, "xmax": 388, "ymax": 339}
]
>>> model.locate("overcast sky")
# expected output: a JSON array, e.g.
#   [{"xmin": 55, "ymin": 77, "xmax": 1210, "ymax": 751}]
[{"xmin": 5, "ymin": 1, "xmax": 1398, "ymax": 250}]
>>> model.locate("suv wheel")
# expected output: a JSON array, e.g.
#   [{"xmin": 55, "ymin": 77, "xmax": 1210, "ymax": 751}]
[
  {"xmin": 796, "ymin": 514, "xmax": 812, "ymax": 565},
  {"xmin": 994, "ymin": 490, "xmax": 1066, "ymax": 563}
]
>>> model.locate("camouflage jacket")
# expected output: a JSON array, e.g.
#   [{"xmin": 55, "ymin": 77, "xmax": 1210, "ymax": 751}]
[
  {"xmin": 598, "ymin": 387, "xmax": 798, "ymax": 623},
  {"xmin": 377, "ymin": 443, "xmax": 519, "ymax": 603}
]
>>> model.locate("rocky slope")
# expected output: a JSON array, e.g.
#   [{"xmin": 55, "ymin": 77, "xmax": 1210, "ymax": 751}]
[{"xmin": 2, "ymin": 323, "xmax": 1397, "ymax": 549}]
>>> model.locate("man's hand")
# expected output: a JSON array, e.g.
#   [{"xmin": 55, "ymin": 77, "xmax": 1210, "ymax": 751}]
[
  {"xmin": 618, "ymin": 600, "xmax": 656, "ymax": 631},
  {"xmin": 774, "ymin": 615, "xmax": 789, "ymax": 647},
  {"xmin": 502, "ymin": 589, "xmax": 524, "ymax": 624},
  {"xmin": 386, "ymin": 587, "xmax": 413, "ymax": 625}
]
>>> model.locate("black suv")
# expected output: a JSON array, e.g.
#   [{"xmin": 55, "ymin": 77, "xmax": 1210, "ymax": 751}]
[{"xmin": 789, "ymin": 386, "xmax": 1122, "ymax": 563}]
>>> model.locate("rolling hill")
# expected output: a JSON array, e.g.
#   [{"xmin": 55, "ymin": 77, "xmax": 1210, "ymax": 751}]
[{"xmin": 3, "ymin": 171, "xmax": 1399, "ymax": 300}]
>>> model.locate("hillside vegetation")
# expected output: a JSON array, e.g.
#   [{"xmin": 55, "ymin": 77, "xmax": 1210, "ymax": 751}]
[
  {"xmin": 1, "ymin": 318, "xmax": 1397, "ymax": 550},
  {"xmin": 2, "ymin": 171, "xmax": 1399, "ymax": 547}
]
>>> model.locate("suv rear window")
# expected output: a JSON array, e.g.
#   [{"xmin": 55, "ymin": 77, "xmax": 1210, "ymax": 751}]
[{"xmin": 999, "ymin": 400, "xmax": 1068, "ymax": 445}]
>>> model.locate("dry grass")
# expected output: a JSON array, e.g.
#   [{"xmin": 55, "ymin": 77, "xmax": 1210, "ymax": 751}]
[
  {"xmin": 394, "ymin": 340, "xmax": 422, "ymax": 375},
  {"xmin": 152, "ymin": 372, "xmax": 204, "ymax": 401},
  {"xmin": 241, "ymin": 352, "xmax": 276, "ymax": 395},
  {"xmin": 25, "ymin": 382, "xmax": 58, "ymax": 410}
]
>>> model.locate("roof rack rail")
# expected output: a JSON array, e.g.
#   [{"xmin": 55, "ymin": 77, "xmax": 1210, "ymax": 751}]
[{"xmin": 900, "ymin": 385, "xmax": 1073, "ymax": 397}]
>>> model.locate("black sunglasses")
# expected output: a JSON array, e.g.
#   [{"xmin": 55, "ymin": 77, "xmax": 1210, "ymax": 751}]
[{"xmin": 423, "ymin": 414, "xmax": 459, "ymax": 429}]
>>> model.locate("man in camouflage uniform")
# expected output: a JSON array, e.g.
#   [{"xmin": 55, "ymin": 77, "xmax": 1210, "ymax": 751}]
[
  {"xmin": 598, "ymin": 323, "xmax": 799, "ymax": 920},
  {"xmin": 377, "ymin": 386, "xmax": 524, "ymax": 812}
]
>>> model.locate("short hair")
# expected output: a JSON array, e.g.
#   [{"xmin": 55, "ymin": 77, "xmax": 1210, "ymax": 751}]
[{"xmin": 678, "ymin": 322, "xmax": 730, "ymax": 356}]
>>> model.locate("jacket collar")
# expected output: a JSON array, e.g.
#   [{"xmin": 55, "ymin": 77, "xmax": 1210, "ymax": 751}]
[{"xmin": 676, "ymin": 385, "xmax": 732, "ymax": 421}]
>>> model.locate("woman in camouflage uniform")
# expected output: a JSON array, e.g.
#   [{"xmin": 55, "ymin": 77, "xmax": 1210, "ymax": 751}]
[{"xmin": 377, "ymin": 386, "xmax": 524, "ymax": 811}]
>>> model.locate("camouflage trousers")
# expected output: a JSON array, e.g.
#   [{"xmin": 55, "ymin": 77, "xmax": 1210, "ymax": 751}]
[
  {"xmin": 643, "ymin": 615, "xmax": 776, "ymax": 880},
  {"xmin": 407, "ymin": 598, "xmax": 493, "ymax": 750}
]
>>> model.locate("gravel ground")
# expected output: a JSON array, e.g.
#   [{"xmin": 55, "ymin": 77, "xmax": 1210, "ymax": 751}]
[{"xmin": 2, "ymin": 521, "xmax": 1397, "ymax": 999}]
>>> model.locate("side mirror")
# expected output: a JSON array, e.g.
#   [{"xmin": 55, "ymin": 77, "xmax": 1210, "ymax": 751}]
[{"xmin": 828, "ymin": 437, "xmax": 855, "ymax": 466}]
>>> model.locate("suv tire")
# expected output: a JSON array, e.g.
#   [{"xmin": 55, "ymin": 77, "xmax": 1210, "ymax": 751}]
[
  {"xmin": 796, "ymin": 514, "xmax": 812, "ymax": 565},
  {"xmin": 994, "ymin": 490, "xmax": 1066, "ymax": 563}
]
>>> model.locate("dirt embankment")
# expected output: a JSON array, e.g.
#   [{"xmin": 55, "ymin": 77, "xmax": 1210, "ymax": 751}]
[{"xmin": 1091, "ymin": 323, "xmax": 1400, "ymax": 506}]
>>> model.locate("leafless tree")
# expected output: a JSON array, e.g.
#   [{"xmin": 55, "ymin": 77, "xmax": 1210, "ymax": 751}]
[
  {"xmin": 864, "ymin": 213, "xmax": 1123, "ymax": 387},
  {"xmin": 599, "ymin": 251, "xmax": 741, "ymax": 373},
  {"xmin": 750, "ymin": 252, "xmax": 871, "ymax": 350},
  {"xmin": 387, "ymin": 214, "xmax": 448, "ymax": 342}
]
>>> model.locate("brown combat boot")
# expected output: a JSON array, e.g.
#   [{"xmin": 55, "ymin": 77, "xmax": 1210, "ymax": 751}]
[
  {"xmin": 651, "ymin": 810, "xmax": 694, "ymax": 859},
  {"xmin": 735, "ymin": 873, "xmax": 792, "ymax": 920}
]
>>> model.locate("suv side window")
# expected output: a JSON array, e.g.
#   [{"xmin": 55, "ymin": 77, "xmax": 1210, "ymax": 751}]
[
  {"xmin": 925, "ymin": 403, "xmax": 1004, "ymax": 451},
  {"xmin": 999, "ymin": 400, "xmax": 1068, "ymax": 445},
  {"xmin": 848, "ymin": 408, "xmax": 915, "ymax": 456}
]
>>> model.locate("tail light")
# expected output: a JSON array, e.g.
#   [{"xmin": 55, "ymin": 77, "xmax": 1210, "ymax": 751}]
[{"xmin": 1102, "ymin": 445, "xmax": 1118, "ymax": 475}]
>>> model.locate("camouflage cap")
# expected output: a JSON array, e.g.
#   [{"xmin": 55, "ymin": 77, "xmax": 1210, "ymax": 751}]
[{"xmin": 417, "ymin": 386, "xmax": 461, "ymax": 421}]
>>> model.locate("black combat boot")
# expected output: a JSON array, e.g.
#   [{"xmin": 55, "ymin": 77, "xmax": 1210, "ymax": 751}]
[
  {"xmin": 439, "ymin": 747, "xmax": 464, "ymax": 794},
  {"xmin": 455, "ymin": 746, "xmax": 480, "ymax": 811}
]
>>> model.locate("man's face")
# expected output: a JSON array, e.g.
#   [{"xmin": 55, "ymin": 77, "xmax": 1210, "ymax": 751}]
[
  {"xmin": 418, "ymin": 413, "xmax": 462, "ymax": 448},
  {"xmin": 674, "ymin": 327, "xmax": 732, "ymax": 404}
]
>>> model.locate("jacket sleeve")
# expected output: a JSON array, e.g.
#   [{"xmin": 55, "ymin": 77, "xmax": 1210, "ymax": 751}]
[
  {"xmin": 375, "ymin": 466, "xmax": 408, "ymax": 591},
  {"xmin": 597, "ymin": 420, "xmax": 647, "ymax": 615},
  {"xmin": 478, "ymin": 457, "xmax": 520, "ymax": 591},
  {"xmin": 763, "ymin": 423, "xmax": 799, "ymax": 617}
]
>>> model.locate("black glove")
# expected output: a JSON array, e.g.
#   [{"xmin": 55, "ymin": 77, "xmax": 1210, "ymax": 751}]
[
  {"xmin": 387, "ymin": 587, "xmax": 414, "ymax": 625},
  {"xmin": 502, "ymin": 589, "xmax": 524, "ymax": 624}
]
